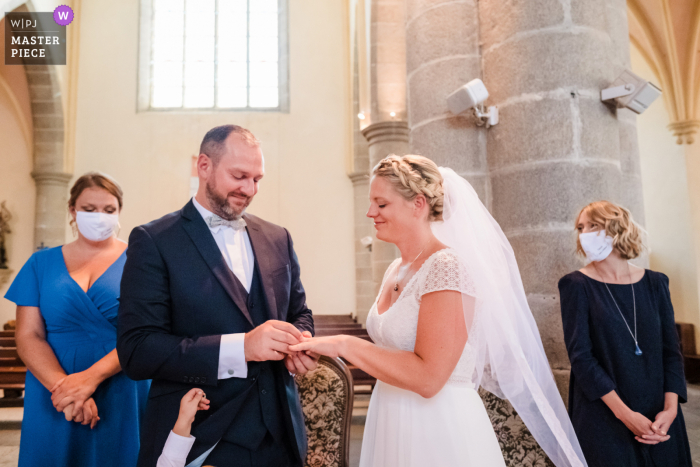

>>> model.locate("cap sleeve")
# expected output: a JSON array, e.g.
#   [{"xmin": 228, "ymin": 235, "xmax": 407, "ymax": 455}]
[
  {"xmin": 419, "ymin": 250, "xmax": 476, "ymax": 298},
  {"xmin": 4, "ymin": 253, "xmax": 41, "ymax": 307}
]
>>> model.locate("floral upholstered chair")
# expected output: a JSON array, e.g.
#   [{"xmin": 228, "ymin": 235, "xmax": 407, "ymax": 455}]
[
  {"xmin": 479, "ymin": 388, "xmax": 555, "ymax": 467},
  {"xmin": 295, "ymin": 356, "xmax": 354, "ymax": 467}
]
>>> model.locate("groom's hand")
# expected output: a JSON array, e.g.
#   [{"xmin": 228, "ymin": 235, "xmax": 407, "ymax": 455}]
[
  {"xmin": 284, "ymin": 331, "xmax": 319, "ymax": 375},
  {"xmin": 244, "ymin": 320, "xmax": 303, "ymax": 362}
]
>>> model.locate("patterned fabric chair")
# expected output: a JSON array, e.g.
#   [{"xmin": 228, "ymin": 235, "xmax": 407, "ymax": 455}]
[
  {"xmin": 479, "ymin": 388, "xmax": 555, "ymax": 467},
  {"xmin": 295, "ymin": 356, "xmax": 354, "ymax": 467}
]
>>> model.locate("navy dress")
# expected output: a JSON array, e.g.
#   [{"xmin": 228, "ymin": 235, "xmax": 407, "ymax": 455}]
[
  {"xmin": 4, "ymin": 246, "xmax": 150, "ymax": 467},
  {"xmin": 558, "ymin": 270, "xmax": 691, "ymax": 467}
]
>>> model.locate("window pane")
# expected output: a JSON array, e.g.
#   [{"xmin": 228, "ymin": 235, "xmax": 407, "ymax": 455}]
[
  {"xmin": 218, "ymin": 62, "xmax": 247, "ymax": 87},
  {"xmin": 217, "ymin": 87, "xmax": 247, "ymax": 108},
  {"xmin": 249, "ymin": 0, "xmax": 277, "ymax": 13},
  {"xmin": 153, "ymin": 61, "xmax": 183, "ymax": 88},
  {"xmin": 217, "ymin": 9, "xmax": 247, "ymax": 33},
  {"xmin": 249, "ymin": 36, "xmax": 277, "ymax": 62},
  {"xmin": 249, "ymin": 62, "xmax": 277, "ymax": 88},
  {"xmin": 217, "ymin": 35, "xmax": 247, "ymax": 62},
  {"xmin": 185, "ymin": 34, "xmax": 215, "ymax": 62},
  {"xmin": 184, "ymin": 86, "xmax": 214, "ymax": 108},
  {"xmin": 186, "ymin": 0, "xmax": 214, "ymax": 12},
  {"xmin": 186, "ymin": 10, "xmax": 215, "ymax": 35},
  {"xmin": 219, "ymin": 0, "xmax": 247, "ymax": 13},
  {"xmin": 152, "ymin": 86, "xmax": 183, "ymax": 107},
  {"xmin": 153, "ymin": 34, "xmax": 183, "ymax": 62},
  {"xmin": 154, "ymin": 11, "xmax": 184, "ymax": 38},
  {"xmin": 154, "ymin": 0, "xmax": 183, "ymax": 12},
  {"xmin": 249, "ymin": 12, "xmax": 277, "ymax": 37},
  {"xmin": 184, "ymin": 61, "xmax": 214, "ymax": 88},
  {"xmin": 249, "ymin": 87, "xmax": 278, "ymax": 108}
]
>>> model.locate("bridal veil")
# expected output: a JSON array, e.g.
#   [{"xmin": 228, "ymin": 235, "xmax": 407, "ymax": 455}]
[{"xmin": 432, "ymin": 168, "xmax": 587, "ymax": 467}]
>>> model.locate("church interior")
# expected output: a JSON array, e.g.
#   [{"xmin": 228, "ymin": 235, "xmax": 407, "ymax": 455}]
[{"xmin": 1, "ymin": 0, "xmax": 700, "ymax": 465}]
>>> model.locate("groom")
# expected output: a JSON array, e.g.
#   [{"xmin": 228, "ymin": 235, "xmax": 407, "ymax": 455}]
[{"xmin": 117, "ymin": 125, "xmax": 317, "ymax": 467}]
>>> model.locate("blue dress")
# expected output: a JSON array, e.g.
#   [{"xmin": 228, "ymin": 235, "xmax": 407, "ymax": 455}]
[
  {"xmin": 4, "ymin": 246, "xmax": 150, "ymax": 467},
  {"xmin": 559, "ymin": 270, "xmax": 691, "ymax": 467}
]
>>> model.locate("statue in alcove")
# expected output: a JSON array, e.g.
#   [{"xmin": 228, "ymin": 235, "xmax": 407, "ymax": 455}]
[{"xmin": 0, "ymin": 201, "xmax": 11, "ymax": 269}]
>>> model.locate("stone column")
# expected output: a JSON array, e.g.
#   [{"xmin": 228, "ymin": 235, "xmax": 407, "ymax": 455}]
[
  {"xmin": 25, "ymin": 65, "xmax": 71, "ymax": 250},
  {"xmin": 362, "ymin": 121, "xmax": 406, "ymax": 300},
  {"xmin": 350, "ymin": 32, "xmax": 376, "ymax": 323},
  {"xmin": 405, "ymin": 0, "xmax": 489, "ymax": 203},
  {"xmin": 31, "ymin": 171, "xmax": 72, "ymax": 248},
  {"xmin": 607, "ymin": 0, "xmax": 646, "ymax": 232},
  {"xmin": 479, "ymin": 0, "xmax": 645, "ymax": 400},
  {"xmin": 358, "ymin": 0, "xmax": 409, "ymax": 306}
]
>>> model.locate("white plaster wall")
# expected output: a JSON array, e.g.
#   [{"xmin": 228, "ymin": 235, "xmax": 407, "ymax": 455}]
[
  {"xmin": 69, "ymin": 0, "xmax": 354, "ymax": 315},
  {"xmin": 631, "ymin": 45, "xmax": 700, "ymax": 336}
]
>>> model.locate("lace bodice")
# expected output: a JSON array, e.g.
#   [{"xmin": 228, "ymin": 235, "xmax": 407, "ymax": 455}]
[{"xmin": 366, "ymin": 248, "xmax": 477, "ymax": 387}]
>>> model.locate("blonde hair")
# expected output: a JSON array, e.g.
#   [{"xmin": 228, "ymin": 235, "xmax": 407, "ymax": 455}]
[
  {"xmin": 371, "ymin": 154, "xmax": 444, "ymax": 221},
  {"xmin": 575, "ymin": 200, "xmax": 644, "ymax": 260}
]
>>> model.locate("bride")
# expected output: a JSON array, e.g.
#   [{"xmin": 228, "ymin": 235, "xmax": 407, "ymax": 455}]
[{"xmin": 290, "ymin": 155, "xmax": 587, "ymax": 467}]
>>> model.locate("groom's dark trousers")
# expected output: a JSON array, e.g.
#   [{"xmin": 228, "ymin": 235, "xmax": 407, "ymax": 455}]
[{"xmin": 117, "ymin": 200, "xmax": 313, "ymax": 467}]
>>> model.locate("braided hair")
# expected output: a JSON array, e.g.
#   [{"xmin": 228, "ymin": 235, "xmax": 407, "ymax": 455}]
[{"xmin": 372, "ymin": 154, "xmax": 444, "ymax": 222}]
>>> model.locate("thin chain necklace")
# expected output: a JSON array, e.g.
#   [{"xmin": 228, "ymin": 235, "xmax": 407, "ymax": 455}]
[
  {"xmin": 593, "ymin": 263, "xmax": 642, "ymax": 356},
  {"xmin": 394, "ymin": 247, "xmax": 426, "ymax": 292}
]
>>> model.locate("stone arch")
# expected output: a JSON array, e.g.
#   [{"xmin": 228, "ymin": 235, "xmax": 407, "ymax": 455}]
[{"xmin": 15, "ymin": 3, "xmax": 72, "ymax": 249}]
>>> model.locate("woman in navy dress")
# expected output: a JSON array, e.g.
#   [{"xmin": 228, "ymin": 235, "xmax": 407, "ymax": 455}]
[
  {"xmin": 558, "ymin": 200, "xmax": 691, "ymax": 467},
  {"xmin": 4, "ymin": 172, "xmax": 149, "ymax": 467}
]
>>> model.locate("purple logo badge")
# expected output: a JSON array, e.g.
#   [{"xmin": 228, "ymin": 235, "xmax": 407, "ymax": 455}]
[{"xmin": 53, "ymin": 5, "xmax": 74, "ymax": 26}]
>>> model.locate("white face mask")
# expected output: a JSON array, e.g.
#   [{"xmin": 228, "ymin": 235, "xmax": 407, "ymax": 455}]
[
  {"xmin": 75, "ymin": 211, "xmax": 119, "ymax": 242},
  {"xmin": 579, "ymin": 230, "xmax": 614, "ymax": 262}
]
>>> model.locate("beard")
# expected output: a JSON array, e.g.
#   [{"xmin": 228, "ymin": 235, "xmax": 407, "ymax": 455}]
[{"xmin": 205, "ymin": 178, "xmax": 251, "ymax": 221}]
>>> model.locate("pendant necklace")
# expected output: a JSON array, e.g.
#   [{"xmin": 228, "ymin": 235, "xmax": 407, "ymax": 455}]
[
  {"xmin": 596, "ymin": 263, "xmax": 642, "ymax": 356},
  {"xmin": 394, "ymin": 247, "xmax": 426, "ymax": 292}
]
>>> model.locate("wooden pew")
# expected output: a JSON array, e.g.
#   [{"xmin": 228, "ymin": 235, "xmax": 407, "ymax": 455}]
[
  {"xmin": 677, "ymin": 323, "xmax": 700, "ymax": 384},
  {"xmin": 0, "ymin": 330, "xmax": 25, "ymax": 407}
]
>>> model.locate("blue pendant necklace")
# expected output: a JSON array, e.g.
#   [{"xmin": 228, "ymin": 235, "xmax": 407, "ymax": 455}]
[{"xmin": 597, "ymin": 263, "xmax": 642, "ymax": 356}]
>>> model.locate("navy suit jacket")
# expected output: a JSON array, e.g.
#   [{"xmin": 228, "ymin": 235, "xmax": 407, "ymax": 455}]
[{"xmin": 117, "ymin": 200, "xmax": 313, "ymax": 466}]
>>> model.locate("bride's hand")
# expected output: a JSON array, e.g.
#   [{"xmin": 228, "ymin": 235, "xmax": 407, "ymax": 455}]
[{"xmin": 289, "ymin": 335, "xmax": 347, "ymax": 359}]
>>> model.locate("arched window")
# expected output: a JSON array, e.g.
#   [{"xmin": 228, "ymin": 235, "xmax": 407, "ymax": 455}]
[{"xmin": 138, "ymin": 0, "xmax": 288, "ymax": 111}]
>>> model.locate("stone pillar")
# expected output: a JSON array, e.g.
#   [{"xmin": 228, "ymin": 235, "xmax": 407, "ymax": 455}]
[
  {"xmin": 25, "ymin": 65, "xmax": 71, "ymax": 250},
  {"xmin": 359, "ymin": 0, "xmax": 409, "ymax": 306},
  {"xmin": 370, "ymin": 0, "xmax": 407, "ymax": 122},
  {"xmin": 479, "ymin": 0, "xmax": 644, "ymax": 400},
  {"xmin": 607, "ymin": 0, "xmax": 646, "ymax": 233},
  {"xmin": 350, "ymin": 31, "xmax": 376, "ymax": 323},
  {"xmin": 405, "ymin": 0, "xmax": 489, "ymax": 203},
  {"xmin": 362, "ymin": 122, "xmax": 406, "ymax": 300},
  {"xmin": 31, "ymin": 172, "xmax": 72, "ymax": 249}
]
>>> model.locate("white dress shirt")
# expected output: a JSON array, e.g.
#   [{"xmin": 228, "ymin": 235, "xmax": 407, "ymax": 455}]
[
  {"xmin": 156, "ymin": 431, "xmax": 196, "ymax": 467},
  {"xmin": 192, "ymin": 197, "xmax": 251, "ymax": 379}
]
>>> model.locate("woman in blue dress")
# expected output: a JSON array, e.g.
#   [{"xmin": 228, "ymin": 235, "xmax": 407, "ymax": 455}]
[
  {"xmin": 4, "ymin": 172, "xmax": 150, "ymax": 467},
  {"xmin": 558, "ymin": 200, "xmax": 691, "ymax": 467}
]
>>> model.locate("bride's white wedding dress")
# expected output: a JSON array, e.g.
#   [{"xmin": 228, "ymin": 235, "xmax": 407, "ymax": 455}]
[{"xmin": 360, "ymin": 248, "xmax": 506, "ymax": 467}]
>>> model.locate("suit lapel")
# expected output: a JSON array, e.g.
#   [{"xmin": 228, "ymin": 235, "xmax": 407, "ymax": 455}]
[
  {"xmin": 181, "ymin": 201, "xmax": 254, "ymax": 327},
  {"xmin": 244, "ymin": 215, "xmax": 279, "ymax": 321}
]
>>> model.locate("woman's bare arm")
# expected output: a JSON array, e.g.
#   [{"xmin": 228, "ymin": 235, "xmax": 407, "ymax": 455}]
[
  {"xmin": 15, "ymin": 305, "xmax": 67, "ymax": 390},
  {"xmin": 293, "ymin": 290, "xmax": 471, "ymax": 398}
]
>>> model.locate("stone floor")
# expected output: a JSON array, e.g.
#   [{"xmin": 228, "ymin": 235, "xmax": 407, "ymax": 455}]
[{"xmin": 1, "ymin": 389, "xmax": 700, "ymax": 466}]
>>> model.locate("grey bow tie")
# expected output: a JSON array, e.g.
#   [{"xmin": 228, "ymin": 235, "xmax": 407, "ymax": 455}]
[{"xmin": 205, "ymin": 215, "xmax": 247, "ymax": 231}]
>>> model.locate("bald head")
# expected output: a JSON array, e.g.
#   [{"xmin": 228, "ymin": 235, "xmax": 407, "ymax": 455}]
[{"xmin": 199, "ymin": 125, "xmax": 260, "ymax": 165}]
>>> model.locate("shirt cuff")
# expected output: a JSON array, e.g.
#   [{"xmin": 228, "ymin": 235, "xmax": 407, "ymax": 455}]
[
  {"xmin": 157, "ymin": 431, "xmax": 196, "ymax": 467},
  {"xmin": 218, "ymin": 333, "xmax": 248, "ymax": 379}
]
